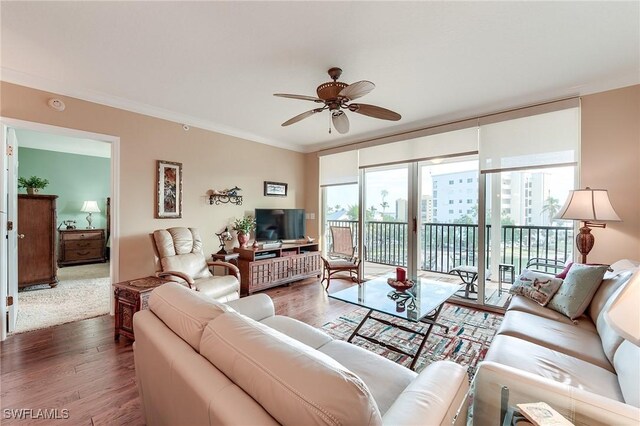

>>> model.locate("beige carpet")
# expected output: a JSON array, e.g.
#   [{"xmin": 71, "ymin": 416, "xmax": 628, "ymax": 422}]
[{"xmin": 14, "ymin": 263, "xmax": 111, "ymax": 334}]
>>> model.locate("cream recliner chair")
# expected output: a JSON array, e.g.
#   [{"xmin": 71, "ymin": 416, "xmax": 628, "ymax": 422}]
[{"xmin": 151, "ymin": 227, "xmax": 240, "ymax": 302}]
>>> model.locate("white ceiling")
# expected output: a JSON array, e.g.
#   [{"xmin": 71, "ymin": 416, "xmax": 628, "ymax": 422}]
[
  {"xmin": 15, "ymin": 129, "xmax": 111, "ymax": 158},
  {"xmin": 1, "ymin": 2, "xmax": 638, "ymax": 153}
]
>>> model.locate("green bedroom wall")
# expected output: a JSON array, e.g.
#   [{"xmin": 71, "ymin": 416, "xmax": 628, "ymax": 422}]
[{"xmin": 18, "ymin": 147, "xmax": 110, "ymax": 230}]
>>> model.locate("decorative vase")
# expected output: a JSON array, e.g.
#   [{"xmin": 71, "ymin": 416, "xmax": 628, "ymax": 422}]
[
  {"xmin": 237, "ymin": 232, "xmax": 250, "ymax": 248},
  {"xmin": 26, "ymin": 188, "xmax": 39, "ymax": 195}
]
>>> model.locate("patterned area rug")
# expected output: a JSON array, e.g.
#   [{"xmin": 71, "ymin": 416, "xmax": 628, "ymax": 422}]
[
  {"xmin": 14, "ymin": 263, "xmax": 110, "ymax": 334},
  {"xmin": 321, "ymin": 303, "xmax": 502, "ymax": 374}
]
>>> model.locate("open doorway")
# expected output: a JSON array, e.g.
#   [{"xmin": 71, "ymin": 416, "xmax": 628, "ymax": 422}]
[
  {"xmin": 1, "ymin": 120, "xmax": 120, "ymax": 338},
  {"xmin": 14, "ymin": 129, "xmax": 111, "ymax": 333}
]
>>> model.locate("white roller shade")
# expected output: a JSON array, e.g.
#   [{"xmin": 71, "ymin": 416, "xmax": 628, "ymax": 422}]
[
  {"xmin": 479, "ymin": 107, "xmax": 579, "ymax": 173},
  {"xmin": 358, "ymin": 127, "xmax": 478, "ymax": 168},
  {"xmin": 319, "ymin": 150, "xmax": 358, "ymax": 186}
]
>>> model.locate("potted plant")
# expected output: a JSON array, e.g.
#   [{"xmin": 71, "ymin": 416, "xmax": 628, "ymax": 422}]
[
  {"xmin": 232, "ymin": 216, "xmax": 256, "ymax": 248},
  {"xmin": 18, "ymin": 176, "xmax": 49, "ymax": 195}
]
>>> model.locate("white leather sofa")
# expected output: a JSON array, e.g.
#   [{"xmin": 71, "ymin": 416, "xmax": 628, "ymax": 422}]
[
  {"xmin": 133, "ymin": 282, "xmax": 469, "ymax": 426},
  {"xmin": 473, "ymin": 259, "xmax": 640, "ymax": 424}
]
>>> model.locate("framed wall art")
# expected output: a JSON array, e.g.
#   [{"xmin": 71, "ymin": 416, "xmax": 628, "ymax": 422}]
[
  {"xmin": 264, "ymin": 181, "xmax": 288, "ymax": 197},
  {"xmin": 156, "ymin": 160, "xmax": 183, "ymax": 218}
]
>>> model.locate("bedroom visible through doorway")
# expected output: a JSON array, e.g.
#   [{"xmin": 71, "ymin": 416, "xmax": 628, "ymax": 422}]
[{"xmin": 12, "ymin": 128, "xmax": 112, "ymax": 334}]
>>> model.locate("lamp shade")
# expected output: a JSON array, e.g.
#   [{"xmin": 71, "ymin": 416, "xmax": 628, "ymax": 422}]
[
  {"xmin": 81, "ymin": 200, "xmax": 101, "ymax": 213},
  {"xmin": 605, "ymin": 271, "xmax": 640, "ymax": 345},
  {"xmin": 555, "ymin": 188, "xmax": 621, "ymax": 222}
]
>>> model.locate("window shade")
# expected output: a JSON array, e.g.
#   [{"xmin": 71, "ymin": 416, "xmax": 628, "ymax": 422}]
[
  {"xmin": 358, "ymin": 127, "xmax": 478, "ymax": 168},
  {"xmin": 479, "ymin": 107, "xmax": 579, "ymax": 173},
  {"xmin": 319, "ymin": 150, "xmax": 358, "ymax": 186}
]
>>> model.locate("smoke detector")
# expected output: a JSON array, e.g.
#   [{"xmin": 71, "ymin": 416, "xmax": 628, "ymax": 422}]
[{"xmin": 47, "ymin": 98, "xmax": 66, "ymax": 111}]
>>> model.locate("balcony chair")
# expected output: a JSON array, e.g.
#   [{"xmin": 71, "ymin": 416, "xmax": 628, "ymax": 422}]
[
  {"xmin": 525, "ymin": 257, "xmax": 566, "ymax": 274},
  {"xmin": 151, "ymin": 227, "xmax": 240, "ymax": 302},
  {"xmin": 321, "ymin": 226, "xmax": 361, "ymax": 291}
]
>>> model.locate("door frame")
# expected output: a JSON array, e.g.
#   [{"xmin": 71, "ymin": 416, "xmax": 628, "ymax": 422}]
[{"xmin": 0, "ymin": 117, "xmax": 120, "ymax": 339}]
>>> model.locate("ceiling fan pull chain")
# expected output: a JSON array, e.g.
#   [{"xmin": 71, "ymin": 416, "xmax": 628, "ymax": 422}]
[{"xmin": 328, "ymin": 113, "xmax": 332, "ymax": 134}]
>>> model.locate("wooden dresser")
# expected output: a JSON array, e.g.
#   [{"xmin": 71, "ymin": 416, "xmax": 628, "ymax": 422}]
[
  {"xmin": 235, "ymin": 242, "xmax": 321, "ymax": 296},
  {"xmin": 58, "ymin": 229, "xmax": 107, "ymax": 267},
  {"xmin": 18, "ymin": 194, "xmax": 58, "ymax": 289}
]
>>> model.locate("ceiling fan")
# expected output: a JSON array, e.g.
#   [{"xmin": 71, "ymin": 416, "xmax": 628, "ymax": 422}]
[{"xmin": 274, "ymin": 67, "xmax": 401, "ymax": 134}]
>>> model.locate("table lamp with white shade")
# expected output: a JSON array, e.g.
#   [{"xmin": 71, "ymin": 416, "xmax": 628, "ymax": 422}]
[
  {"xmin": 555, "ymin": 187, "xmax": 621, "ymax": 263},
  {"xmin": 81, "ymin": 200, "xmax": 100, "ymax": 229}
]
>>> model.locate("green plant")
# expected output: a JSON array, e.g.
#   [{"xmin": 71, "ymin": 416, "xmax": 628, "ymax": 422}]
[
  {"xmin": 18, "ymin": 176, "xmax": 49, "ymax": 189},
  {"xmin": 232, "ymin": 216, "xmax": 256, "ymax": 234}
]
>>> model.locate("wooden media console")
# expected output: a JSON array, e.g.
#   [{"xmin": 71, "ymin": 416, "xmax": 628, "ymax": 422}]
[{"xmin": 234, "ymin": 242, "xmax": 321, "ymax": 296}]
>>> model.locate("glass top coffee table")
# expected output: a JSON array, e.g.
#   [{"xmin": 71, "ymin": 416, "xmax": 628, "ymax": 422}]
[{"xmin": 329, "ymin": 276, "xmax": 463, "ymax": 370}]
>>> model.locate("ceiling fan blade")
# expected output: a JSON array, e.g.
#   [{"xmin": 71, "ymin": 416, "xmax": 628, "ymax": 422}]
[
  {"xmin": 338, "ymin": 81, "xmax": 375, "ymax": 101},
  {"xmin": 281, "ymin": 108, "xmax": 323, "ymax": 126},
  {"xmin": 274, "ymin": 93, "xmax": 324, "ymax": 103},
  {"xmin": 349, "ymin": 103, "xmax": 401, "ymax": 121},
  {"xmin": 332, "ymin": 111, "xmax": 350, "ymax": 134}
]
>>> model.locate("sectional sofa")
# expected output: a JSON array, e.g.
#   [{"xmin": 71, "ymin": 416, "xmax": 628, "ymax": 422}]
[
  {"xmin": 133, "ymin": 283, "xmax": 469, "ymax": 425},
  {"xmin": 473, "ymin": 259, "xmax": 640, "ymax": 424}
]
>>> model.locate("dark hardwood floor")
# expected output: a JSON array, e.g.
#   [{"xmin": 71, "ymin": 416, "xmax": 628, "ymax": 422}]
[{"xmin": 0, "ymin": 277, "xmax": 357, "ymax": 425}]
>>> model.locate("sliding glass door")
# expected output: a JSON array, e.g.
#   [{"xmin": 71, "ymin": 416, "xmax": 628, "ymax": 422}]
[
  {"xmin": 417, "ymin": 156, "xmax": 479, "ymax": 290},
  {"xmin": 362, "ymin": 164, "xmax": 409, "ymax": 279},
  {"xmin": 322, "ymin": 184, "xmax": 359, "ymax": 256},
  {"xmin": 482, "ymin": 166, "xmax": 576, "ymax": 308},
  {"xmin": 319, "ymin": 97, "xmax": 579, "ymax": 311}
]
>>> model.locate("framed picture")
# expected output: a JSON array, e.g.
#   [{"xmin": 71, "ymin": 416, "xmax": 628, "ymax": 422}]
[
  {"xmin": 264, "ymin": 181, "xmax": 288, "ymax": 197},
  {"xmin": 156, "ymin": 160, "xmax": 183, "ymax": 218}
]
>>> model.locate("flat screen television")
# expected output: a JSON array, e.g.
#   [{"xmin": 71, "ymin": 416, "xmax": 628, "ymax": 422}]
[{"xmin": 255, "ymin": 208, "xmax": 305, "ymax": 242}]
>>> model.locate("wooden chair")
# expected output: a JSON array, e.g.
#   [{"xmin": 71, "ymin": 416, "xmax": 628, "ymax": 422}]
[{"xmin": 321, "ymin": 226, "xmax": 361, "ymax": 291}]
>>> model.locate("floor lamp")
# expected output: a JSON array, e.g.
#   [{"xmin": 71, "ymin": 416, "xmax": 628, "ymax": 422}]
[{"xmin": 555, "ymin": 187, "xmax": 621, "ymax": 263}]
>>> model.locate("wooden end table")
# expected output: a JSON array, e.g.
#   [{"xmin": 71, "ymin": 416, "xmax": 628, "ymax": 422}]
[
  {"xmin": 113, "ymin": 276, "xmax": 174, "ymax": 341},
  {"xmin": 211, "ymin": 252, "xmax": 240, "ymax": 265}
]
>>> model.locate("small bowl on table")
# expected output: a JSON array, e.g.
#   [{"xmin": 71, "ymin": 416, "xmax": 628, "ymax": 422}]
[{"xmin": 387, "ymin": 278, "xmax": 415, "ymax": 292}]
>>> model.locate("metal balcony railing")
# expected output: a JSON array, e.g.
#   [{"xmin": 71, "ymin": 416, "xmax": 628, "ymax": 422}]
[{"xmin": 326, "ymin": 220, "xmax": 573, "ymax": 275}]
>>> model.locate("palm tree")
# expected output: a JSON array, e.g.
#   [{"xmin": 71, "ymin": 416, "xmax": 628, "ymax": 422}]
[
  {"xmin": 541, "ymin": 195, "xmax": 561, "ymax": 225},
  {"xmin": 379, "ymin": 190, "xmax": 389, "ymax": 217}
]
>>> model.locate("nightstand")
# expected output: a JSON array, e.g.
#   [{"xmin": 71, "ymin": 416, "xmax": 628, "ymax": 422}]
[{"xmin": 58, "ymin": 229, "xmax": 106, "ymax": 267}]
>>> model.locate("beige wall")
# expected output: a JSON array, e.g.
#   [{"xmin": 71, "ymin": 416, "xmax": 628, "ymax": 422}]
[
  {"xmin": 1, "ymin": 82, "xmax": 306, "ymax": 281},
  {"xmin": 581, "ymin": 84, "xmax": 640, "ymax": 263}
]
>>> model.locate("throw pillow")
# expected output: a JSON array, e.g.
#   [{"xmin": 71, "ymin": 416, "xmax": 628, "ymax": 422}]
[
  {"xmin": 547, "ymin": 263, "xmax": 608, "ymax": 320},
  {"xmin": 509, "ymin": 269, "xmax": 563, "ymax": 306},
  {"xmin": 555, "ymin": 262, "xmax": 574, "ymax": 279}
]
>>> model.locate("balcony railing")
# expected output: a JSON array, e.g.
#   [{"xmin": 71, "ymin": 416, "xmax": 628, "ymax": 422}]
[{"xmin": 326, "ymin": 220, "xmax": 573, "ymax": 276}]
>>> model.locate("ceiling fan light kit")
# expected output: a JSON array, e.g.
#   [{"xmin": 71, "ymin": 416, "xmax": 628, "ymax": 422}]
[{"xmin": 274, "ymin": 67, "xmax": 401, "ymax": 134}]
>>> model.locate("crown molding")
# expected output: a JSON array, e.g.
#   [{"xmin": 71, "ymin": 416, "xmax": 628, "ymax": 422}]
[
  {"xmin": 0, "ymin": 67, "xmax": 305, "ymax": 153},
  {"xmin": 3, "ymin": 67, "xmax": 637, "ymax": 155}
]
